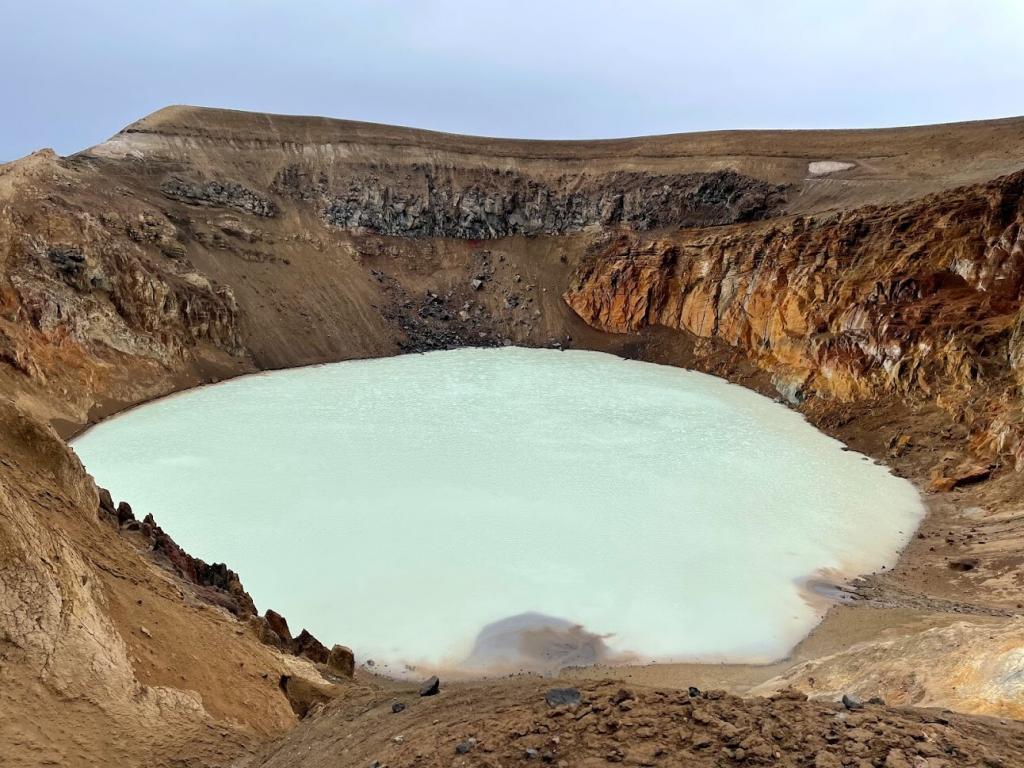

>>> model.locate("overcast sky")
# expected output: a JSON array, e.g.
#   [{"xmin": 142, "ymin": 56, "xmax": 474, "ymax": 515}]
[{"xmin": 2, "ymin": 0, "xmax": 1024, "ymax": 160}]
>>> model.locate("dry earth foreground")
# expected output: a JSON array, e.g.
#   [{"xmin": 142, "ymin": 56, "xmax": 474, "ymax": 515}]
[{"xmin": 2, "ymin": 106, "xmax": 1024, "ymax": 766}]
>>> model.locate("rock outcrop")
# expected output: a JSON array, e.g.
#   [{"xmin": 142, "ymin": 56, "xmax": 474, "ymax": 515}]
[
  {"xmin": 273, "ymin": 165, "xmax": 787, "ymax": 238},
  {"xmin": 565, "ymin": 169, "xmax": 1024, "ymax": 463},
  {"xmin": 161, "ymin": 176, "xmax": 278, "ymax": 217}
]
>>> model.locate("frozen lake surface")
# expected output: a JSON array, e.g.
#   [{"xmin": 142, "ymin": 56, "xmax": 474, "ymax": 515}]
[{"xmin": 73, "ymin": 348, "xmax": 923, "ymax": 673}]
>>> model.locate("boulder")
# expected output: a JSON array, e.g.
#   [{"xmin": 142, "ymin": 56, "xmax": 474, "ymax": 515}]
[
  {"xmin": 292, "ymin": 629, "xmax": 330, "ymax": 663},
  {"xmin": 278, "ymin": 674, "xmax": 340, "ymax": 718},
  {"xmin": 264, "ymin": 609, "xmax": 292, "ymax": 644},
  {"xmin": 97, "ymin": 487, "xmax": 115, "ymax": 516},
  {"xmin": 842, "ymin": 693, "xmax": 864, "ymax": 710},
  {"xmin": 252, "ymin": 615, "xmax": 290, "ymax": 651},
  {"xmin": 326, "ymin": 644, "xmax": 355, "ymax": 678},
  {"xmin": 929, "ymin": 462, "xmax": 992, "ymax": 492},
  {"xmin": 546, "ymin": 687, "xmax": 582, "ymax": 708},
  {"xmin": 115, "ymin": 501, "xmax": 134, "ymax": 526}
]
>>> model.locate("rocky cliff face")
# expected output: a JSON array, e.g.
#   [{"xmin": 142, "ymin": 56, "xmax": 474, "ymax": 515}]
[
  {"xmin": 272, "ymin": 164, "xmax": 787, "ymax": 238},
  {"xmin": 1, "ymin": 152, "xmax": 244, "ymax": 387},
  {"xmin": 566, "ymin": 170, "xmax": 1024, "ymax": 463}
]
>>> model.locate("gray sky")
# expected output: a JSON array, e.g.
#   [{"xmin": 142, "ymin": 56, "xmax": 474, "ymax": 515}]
[{"xmin": 2, "ymin": 0, "xmax": 1024, "ymax": 161}]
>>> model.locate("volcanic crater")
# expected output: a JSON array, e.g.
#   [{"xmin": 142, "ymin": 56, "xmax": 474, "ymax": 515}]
[{"xmin": 3, "ymin": 106, "xmax": 1024, "ymax": 766}]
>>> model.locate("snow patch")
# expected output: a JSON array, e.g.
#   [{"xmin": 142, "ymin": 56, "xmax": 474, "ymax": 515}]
[{"xmin": 809, "ymin": 160, "xmax": 856, "ymax": 176}]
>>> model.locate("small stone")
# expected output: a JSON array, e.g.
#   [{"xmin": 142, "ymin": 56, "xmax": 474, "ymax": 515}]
[
  {"xmin": 139, "ymin": 626, "xmax": 152, "ymax": 638},
  {"xmin": 610, "ymin": 688, "xmax": 634, "ymax": 705},
  {"xmin": 688, "ymin": 686, "xmax": 701, "ymax": 698},
  {"xmin": 455, "ymin": 738, "xmax": 477, "ymax": 754},
  {"xmin": 545, "ymin": 688, "xmax": 582, "ymax": 708},
  {"xmin": 948, "ymin": 558, "xmax": 979, "ymax": 572},
  {"xmin": 524, "ymin": 748, "xmax": 540, "ymax": 759},
  {"xmin": 419, "ymin": 675, "xmax": 440, "ymax": 696},
  {"xmin": 392, "ymin": 702, "xmax": 406, "ymax": 713},
  {"xmin": 470, "ymin": 278, "xmax": 484, "ymax": 290},
  {"xmin": 842, "ymin": 693, "xmax": 863, "ymax": 711}
]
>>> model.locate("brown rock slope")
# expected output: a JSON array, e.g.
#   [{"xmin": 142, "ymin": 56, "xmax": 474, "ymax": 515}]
[
  {"xmin": 240, "ymin": 680, "xmax": 1024, "ymax": 768},
  {"xmin": 2, "ymin": 106, "xmax": 1024, "ymax": 765}
]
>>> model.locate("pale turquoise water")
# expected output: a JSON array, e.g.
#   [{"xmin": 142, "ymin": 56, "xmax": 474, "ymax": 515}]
[{"xmin": 72, "ymin": 348, "xmax": 923, "ymax": 673}]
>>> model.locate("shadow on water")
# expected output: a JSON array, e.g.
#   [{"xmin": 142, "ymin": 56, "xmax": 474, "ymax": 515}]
[{"xmin": 457, "ymin": 612, "xmax": 636, "ymax": 676}]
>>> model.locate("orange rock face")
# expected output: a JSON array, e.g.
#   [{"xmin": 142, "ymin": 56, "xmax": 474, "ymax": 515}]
[{"xmin": 566, "ymin": 171, "xmax": 1024, "ymax": 462}]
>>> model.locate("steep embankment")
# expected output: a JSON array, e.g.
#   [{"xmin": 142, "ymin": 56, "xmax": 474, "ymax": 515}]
[{"xmin": 3, "ymin": 106, "xmax": 1024, "ymax": 766}]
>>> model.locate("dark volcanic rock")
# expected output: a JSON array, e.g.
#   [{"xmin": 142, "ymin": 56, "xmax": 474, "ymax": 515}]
[
  {"xmin": 264, "ymin": 610, "xmax": 292, "ymax": 644},
  {"xmin": 47, "ymin": 246, "xmax": 86, "ymax": 281},
  {"xmin": 419, "ymin": 675, "xmax": 440, "ymax": 696},
  {"xmin": 115, "ymin": 501, "xmax": 134, "ymax": 525},
  {"xmin": 545, "ymin": 687, "xmax": 582, "ymax": 708},
  {"xmin": 272, "ymin": 164, "xmax": 786, "ymax": 239},
  {"xmin": 161, "ymin": 176, "xmax": 277, "ymax": 217},
  {"xmin": 97, "ymin": 487, "xmax": 116, "ymax": 516},
  {"xmin": 292, "ymin": 630, "xmax": 330, "ymax": 663},
  {"xmin": 842, "ymin": 693, "xmax": 864, "ymax": 710},
  {"xmin": 147, "ymin": 511, "xmax": 257, "ymax": 617}
]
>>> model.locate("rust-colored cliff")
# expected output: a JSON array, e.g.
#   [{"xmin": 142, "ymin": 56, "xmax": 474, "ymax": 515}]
[{"xmin": 566, "ymin": 170, "xmax": 1024, "ymax": 463}]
